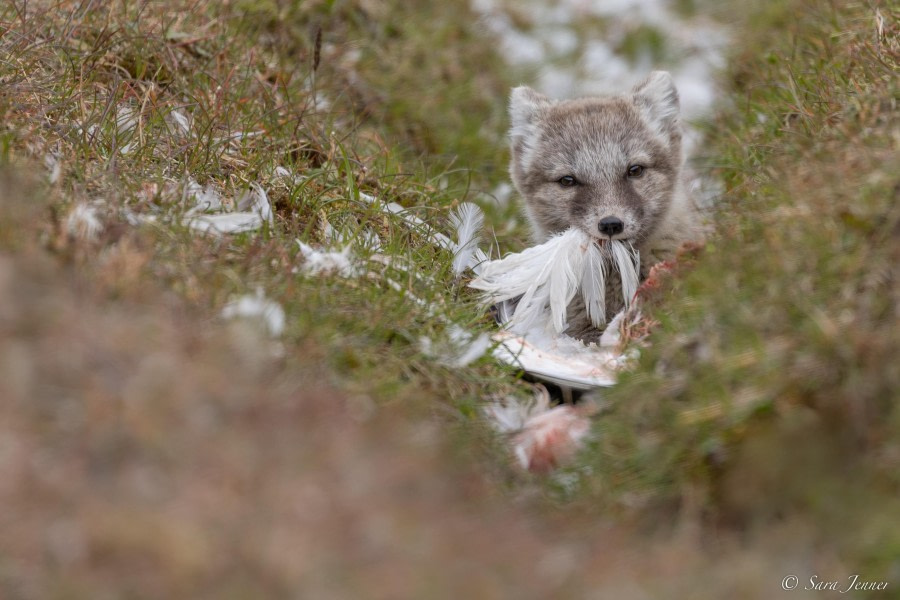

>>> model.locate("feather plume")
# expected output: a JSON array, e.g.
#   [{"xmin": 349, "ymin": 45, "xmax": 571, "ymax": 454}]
[
  {"xmin": 471, "ymin": 229, "xmax": 586, "ymax": 334},
  {"xmin": 608, "ymin": 241, "xmax": 641, "ymax": 307},
  {"xmin": 470, "ymin": 247, "xmax": 490, "ymax": 275},
  {"xmin": 471, "ymin": 229, "xmax": 643, "ymax": 336},
  {"xmin": 546, "ymin": 235, "xmax": 585, "ymax": 332},
  {"xmin": 472, "ymin": 229, "xmax": 576, "ymax": 301},
  {"xmin": 494, "ymin": 299, "xmax": 515, "ymax": 324},
  {"xmin": 449, "ymin": 202, "xmax": 485, "ymax": 275},
  {"xmin": 504, "ymin": 230, "xmax": 579, "ymax": 333},
  {"xmin": 581, "ymin": 241, "xmax": 607, "ymax": 327}
]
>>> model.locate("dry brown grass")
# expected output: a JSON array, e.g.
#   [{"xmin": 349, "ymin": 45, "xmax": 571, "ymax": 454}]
[
  {"xmin": 0, "ymin": 167, "xmax": 833, "ymax": 600},
  {"xmin": 2, "ymin": 0, "xmax": 898, "ymax": 597}
]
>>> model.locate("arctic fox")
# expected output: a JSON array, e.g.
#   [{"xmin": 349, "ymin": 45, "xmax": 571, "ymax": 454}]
[{"xmin": 507, "ymin": 71, "xmax": 704, "ymax": 340}]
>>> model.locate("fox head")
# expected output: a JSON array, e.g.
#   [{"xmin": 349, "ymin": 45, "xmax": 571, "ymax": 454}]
[{"xmin": 508, "ymin": 71, "xmax": 684, "ymax": 245}]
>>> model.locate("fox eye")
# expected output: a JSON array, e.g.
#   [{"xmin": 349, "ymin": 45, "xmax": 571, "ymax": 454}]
[
  {"xmin": 557, "ymin": 175, "xmax": 577, "ymax": 187},
  {"xmin": 626, "ymin": 165, "xmax": 645, "ymax": 178}
]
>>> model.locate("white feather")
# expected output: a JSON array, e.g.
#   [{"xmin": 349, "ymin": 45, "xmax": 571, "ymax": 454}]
[
  {"xmin": 471, "ymin": 230, "xmax": 642, "ymax": 336},
  {"xmin": 581, "ymin": 241, "xmax": 607, "ymax": 327},
  {"xmin": 608, "ymin": 241, "xmax": 641, "ymax": 307},
  {"xmin": 470, "ymin": 247, "xmax": 490, "ymax": 275},
  {"xmin": 472, "ymin": 230, "xmax": 576, "ymax": 301},
  {"xmin": 495, "ymin": 299, "xmax": 515, "ymax": 324},
  {"xmin": 471, "ymin": 229, "xmax": 586, "ymax": 334},
  {"xmin": 547, "ymin": 236, "xmax": 585, "ymax": 333},
  {"xmin": 449, "ymin": 202, "xmax": 485, "ymax": 275}
]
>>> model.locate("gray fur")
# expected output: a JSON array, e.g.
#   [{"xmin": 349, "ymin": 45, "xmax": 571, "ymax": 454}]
[{"xmin": 508, "ymin": 71, "xmax": 704, "ymax": 341}]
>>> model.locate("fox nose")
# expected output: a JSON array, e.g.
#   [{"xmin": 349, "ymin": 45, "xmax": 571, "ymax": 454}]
[{"xmin": 598, "ymin": 216, "xmax": 624, "ymax": 237}]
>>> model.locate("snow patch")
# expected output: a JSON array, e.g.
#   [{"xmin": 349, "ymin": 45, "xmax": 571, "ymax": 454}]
[{"xmin": 471, "ymin": 0, "xmax": 729, "ymax": 132}]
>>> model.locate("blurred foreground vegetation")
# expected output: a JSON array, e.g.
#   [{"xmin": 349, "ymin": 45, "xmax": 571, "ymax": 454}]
[
  {"xmin": 587, "ymin": 0, "xmax": 899, "ymax": 588},
  {"xmin": 0, "ymin": 0, "xmax": 897, "ymax": 598}
]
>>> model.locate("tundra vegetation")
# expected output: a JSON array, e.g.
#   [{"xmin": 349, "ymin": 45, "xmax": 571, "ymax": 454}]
[{"xmin": 0, "ymin": 0, "xmax": 897, "ymax": 598}]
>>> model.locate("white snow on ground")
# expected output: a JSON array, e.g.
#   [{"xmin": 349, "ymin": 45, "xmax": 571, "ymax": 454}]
[{"xmin": 471, "ymin": 0, "xmax": 728, "ymax": 140}]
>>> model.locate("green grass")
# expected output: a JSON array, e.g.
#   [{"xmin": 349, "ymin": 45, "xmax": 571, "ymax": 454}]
[
  {"xmin": 1, "ymin": 0, "xmax": 898, "ymax": 597},
  {"xmin": 572, "ymin": 0, "xmax": 900, "ymax": 584},
  {"xmin": 0, "ymin": 0, "xmax": 524, "ymax": 403}
]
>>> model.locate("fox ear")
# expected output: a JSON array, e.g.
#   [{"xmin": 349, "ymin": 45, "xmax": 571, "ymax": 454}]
[
  {"xmin": 509, "ymin": 86, "xmax": 551, "ymax": 171},
  {"xmin": 632, "ymin": 71, "xmax": 680, "ymax": 138},
  {"xmin": 509, "ymin": 86, "xmax": 551, "ymax": 136}
]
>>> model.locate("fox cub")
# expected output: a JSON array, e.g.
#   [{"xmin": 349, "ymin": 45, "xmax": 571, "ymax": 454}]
[{"xmin": 508, "ymin": 71, "xmax": 704, "ymax": 340}]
